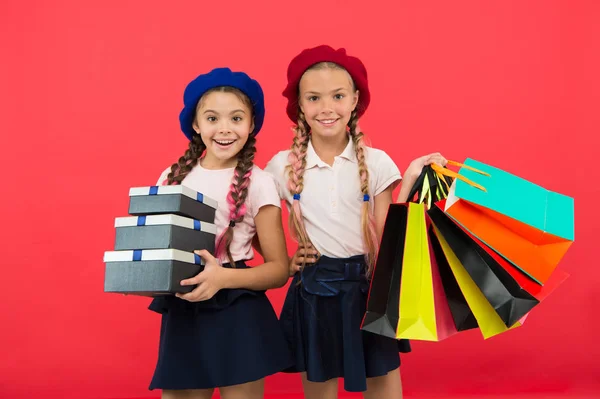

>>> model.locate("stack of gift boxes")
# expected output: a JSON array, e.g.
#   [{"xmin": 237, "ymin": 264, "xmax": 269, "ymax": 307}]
[{"xmin": 103, "ymin": 185, "xmax": 218, "ymax": 296}]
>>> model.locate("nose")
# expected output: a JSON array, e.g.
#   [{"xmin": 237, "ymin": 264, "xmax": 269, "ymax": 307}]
[
  {"xmin": 319, "ymin": 98, "xmax": 334, "ymax": 115},
  {"xmin": 217, "ymin": 120, "xmax": 232, "ymax": 134}
]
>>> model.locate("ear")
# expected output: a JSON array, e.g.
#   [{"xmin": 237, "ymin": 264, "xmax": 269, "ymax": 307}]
[
  {"xmin": 250, "ymin": 117, "xmax": 256, "ymax": 134},
  {"xmin": 352, "ymin": 90, "xmax": 360, "ymax": 111},
  {"xmin": 192, "ymin": 119, "xmax": 200, "ymax": 134}
]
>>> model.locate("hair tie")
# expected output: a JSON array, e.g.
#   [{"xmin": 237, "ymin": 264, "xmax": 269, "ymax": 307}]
[
  {"xmin": 293, "ymin": 193, "xmax": 301, "ymax": 200},
  {"xmin": 363, "ymin": 194, "xmax": 370, "ymax": 202},
  {"xmin": 229, "ymin": 220, "xmax": 236, "ymax": 228}
]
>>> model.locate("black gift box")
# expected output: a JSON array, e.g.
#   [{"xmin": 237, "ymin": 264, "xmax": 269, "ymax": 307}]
[
  {"xmin": 114, "ymin": 214, "xmax": 216, "ymax": 253},
  {"xmin": 128, "ymin": 185, "xmax": 217, "ymax": 222},
  {"xmin": 104, "ymin": 249, "xmax": 204, "ymax": 296}
]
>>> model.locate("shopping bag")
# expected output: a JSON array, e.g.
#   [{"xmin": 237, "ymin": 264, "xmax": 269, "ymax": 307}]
[
  {"xmin": 444, "ymin": 158, "xmax": 574, "ymax": 284},
  {"xmin": 429, "ymin": 202, "xmax": 539, "ymax": 328},
  {"xmin": 362, "ymin": 202, "xmax": 461, "ymax": 341},
  {"xmin": 361, "ymin": 203, "xmax": 407, "ymax": 339},
  {"xmin": 430, "ymin": 220, "xmax": 524, "ymax": 339}
]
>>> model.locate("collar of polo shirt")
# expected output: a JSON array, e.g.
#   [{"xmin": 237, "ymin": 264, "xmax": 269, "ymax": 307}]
[{"xmin": 305, "ymin": 138, "xmax": 358, "ymax": 169}]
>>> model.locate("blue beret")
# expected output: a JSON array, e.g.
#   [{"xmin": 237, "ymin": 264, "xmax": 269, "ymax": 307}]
[{"xmin": 179, "ymin": 67, "xmax": 265, "ymax": 141}]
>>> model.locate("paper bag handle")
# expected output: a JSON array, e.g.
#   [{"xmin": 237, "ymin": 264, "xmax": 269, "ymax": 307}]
[{"xmin": 431, "ymin": 161, "xmax": 488, "ymax": 192}]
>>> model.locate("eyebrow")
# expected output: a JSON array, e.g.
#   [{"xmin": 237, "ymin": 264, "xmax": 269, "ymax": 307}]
[
  {"xmin": 202, "ymin": 109, "xmax": 247, "ymax": 115},
  {"xmin": 304, "ymin": 88, "xmax": 347, "ymax": 95}
]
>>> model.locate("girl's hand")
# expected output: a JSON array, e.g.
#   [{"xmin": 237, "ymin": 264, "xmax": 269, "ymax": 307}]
[
  {"xmin": 403, "ymin": 152, "xmax": 448, "ymax": 184},
  {"xmin": 289, "ymin": 243, "xmax": 318, "ymax": 276},
  {"xmin": 176, "ymin": 250, "xmax": 227, "ymax": 302}
]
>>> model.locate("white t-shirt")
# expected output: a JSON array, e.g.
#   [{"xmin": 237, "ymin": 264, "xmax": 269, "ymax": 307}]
[
  {"xmin": 265, "ymin": 139, "xmax": 401, "ymax": 258},
  {"xmin": 157, "ymin": 164, "xmax": 280, "ymax": 262}
]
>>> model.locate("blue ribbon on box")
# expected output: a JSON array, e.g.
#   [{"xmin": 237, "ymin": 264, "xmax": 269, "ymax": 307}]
[
  {"xmin": 145, "ymin": 185, "xmax": 207, "ymax": 206},
  {"xmin": 193, "ymin": 220, "xmax": 201, "ymax": 230},
  {"xmin": 194, "ymin": 253, "xmax": 201, "ymax": 264}
]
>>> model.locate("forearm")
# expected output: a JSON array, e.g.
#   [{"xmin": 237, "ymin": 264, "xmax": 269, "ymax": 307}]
[
  {"xmin": 221, "ymin": 260, "xmax": 288, "ymax": 291},
  {"xmin": 395, "ymin": 176, "xmax": 417, "ymax": 203}
]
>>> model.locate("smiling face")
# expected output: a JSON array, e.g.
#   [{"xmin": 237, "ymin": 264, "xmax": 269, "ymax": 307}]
[
  {"xmin": 298, "ymin": 63, "xmax": 359, "ymax": 140},
  {"xmin": 192, "ymin": 87, "xmax": 254, "ymax": 168}
]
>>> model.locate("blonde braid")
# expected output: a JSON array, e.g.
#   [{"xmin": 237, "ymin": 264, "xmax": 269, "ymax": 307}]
[
  {"xmin": 286, "ymin": 110, "xmax": 315, "ymax": 270},
  {"xmin": 349, "ymin": 111, "xmax": 378, "ymax": 275}
]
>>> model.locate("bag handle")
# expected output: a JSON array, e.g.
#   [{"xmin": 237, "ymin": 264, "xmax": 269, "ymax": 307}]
[
  {"xmin": 431, "ymin": 161, "xmax": 488, "ymax": 192},
  {"xmin": 446, "ymin": 160, "xmax": 490, "ymax": 176}
]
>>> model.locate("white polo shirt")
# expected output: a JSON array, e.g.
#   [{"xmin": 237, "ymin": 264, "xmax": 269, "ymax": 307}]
[{"xmin": 265, "ymin": 139, "xmax": 401, "ymax": 258}]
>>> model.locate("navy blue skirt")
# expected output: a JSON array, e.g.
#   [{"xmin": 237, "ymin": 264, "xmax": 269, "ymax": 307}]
[
  {"xmin": 280, "ymin": 255, "xmax": 411, "ymax": 393},
  {"xmin": 148, "ymin": 261, "xmax": 293, "ymax": 390}
]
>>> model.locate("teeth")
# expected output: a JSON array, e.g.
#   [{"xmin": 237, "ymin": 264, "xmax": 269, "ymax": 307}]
[
  {"xmin": 215, "ymin": 140, "xmax": 234, "ymax": 145},
  {"xmin": 320, "ymin": 119, "xmax": 336, "ymax": 123}
]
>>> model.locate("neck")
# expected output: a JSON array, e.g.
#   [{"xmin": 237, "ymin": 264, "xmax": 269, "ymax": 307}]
[
  {"xmin": 200, "ymin": 153, "xmax": 237, "ymax": 170},
  {"xmin": 310, "ymin": 133, "xmax": 349, "ymax": 166}
]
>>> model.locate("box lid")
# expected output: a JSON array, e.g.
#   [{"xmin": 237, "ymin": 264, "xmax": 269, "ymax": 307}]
[
  {"xmin": 104, "ymin": 248, "xmax": 205, "ymax": 264},
  {"xmin": 114, "ymin": 214, "xmax": 217, "ymax": 235},
  {"xmin": 129, "ymin": 185, "xmax": 218, "ymax": 210}
]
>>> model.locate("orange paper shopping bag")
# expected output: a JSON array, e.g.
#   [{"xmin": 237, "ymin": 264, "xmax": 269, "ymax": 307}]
[{"xmin": 444, "ymin": 159, "xmax": 574, "ymax": 284}]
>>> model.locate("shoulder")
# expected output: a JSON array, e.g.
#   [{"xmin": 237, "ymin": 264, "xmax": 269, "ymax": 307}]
[
  {"xmin": 265, "ymin": 150, "xmax": 290, "ymax": 170},
  {"xmin": 156, "ymin": 166, "xmax": 173, "ymax": 185},
  {"xmin": 250, "ymin": 165, "xmax": 275, "ymax": 182},
  {"xmin": 365, "ymin": 146, "xmax": 394, "ymax": 163},
  {"xmin": 264, "ymin": 150, "xmax": 291, "ymax": 181},
  {"xmin": 249, "ymin": 165, "xmax": 278, "ymax": 191},
  {"xmin": 364, "ymin": 146, "xmax": 398, "ymax": 171},
  {"xmin": 363, "ymin": 147, "xmax": 402, "ymax": 192},
  {"xmin": 248, "ymin": 165, "xmax": 282, "ymax": 213}
]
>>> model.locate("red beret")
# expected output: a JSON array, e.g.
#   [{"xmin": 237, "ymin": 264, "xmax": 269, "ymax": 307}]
[{"xmin": 282, "ymin": 45, "xmax": 370, "ymax": 122}]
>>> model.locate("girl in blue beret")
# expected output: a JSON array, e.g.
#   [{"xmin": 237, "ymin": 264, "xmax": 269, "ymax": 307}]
[{"xmin": 148, "ymin": 68, "xmax": 292, "ymax": 399}]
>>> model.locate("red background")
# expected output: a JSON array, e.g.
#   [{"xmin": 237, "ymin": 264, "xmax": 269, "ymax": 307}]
[{"xmin": 1, "ymin": 1, "xmax": 597, "ymax": 398}]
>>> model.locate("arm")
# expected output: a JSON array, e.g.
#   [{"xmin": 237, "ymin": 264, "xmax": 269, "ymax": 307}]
[
  {"xmin": 251, "ymin": 234, "xmax": 263, "ymax": 257},
  {"xmin": 254, "ymin": 234, "xmax": 297, "ymax": 265},
  {"xmin": 252, "ymin": 202, "xmax": 315, "ymax": 276},
  {"xmin": 221, "ymin": 205, "xmax": 289, "ymax": 290},
  {"xmin": 395, "ymin": 176, "xmax": 418, "ymax": 203},
  {"xmin": 177, "ymin": 205, "xmax": 290, "ymax": 301}
]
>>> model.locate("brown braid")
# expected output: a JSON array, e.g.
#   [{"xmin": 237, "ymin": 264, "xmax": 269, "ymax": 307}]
[
  {"xmin": 167, "ymin": 134, "xmax": 206, "ymax": 185},
  {"xmin": 216, "ymin": 135, "xmax": 257, "ymax": 266}
]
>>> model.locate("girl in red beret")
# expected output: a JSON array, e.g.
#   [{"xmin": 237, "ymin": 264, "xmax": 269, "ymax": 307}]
[{"xmin": 265, "ymin": 45, "xmax": 447, "ymax": 398}]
